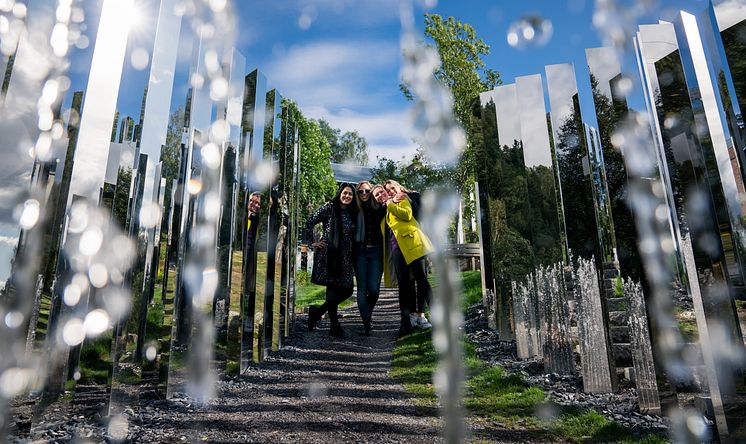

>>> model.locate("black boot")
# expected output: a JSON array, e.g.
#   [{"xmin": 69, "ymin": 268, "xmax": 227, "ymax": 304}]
[
  {"xmin": 329, "ymin": 324, "xmax": 347, "ymax": 338},
  {"xmin": 362, "ymin": 318, "xmax": 371, "ymax": 336},
  {"xmin": 308, "ymin": 305, "xmax": 321, "ymax": 331},
  {"xmin": 396, "ymin": 313, "xmax": 413, "ymax": 338}
]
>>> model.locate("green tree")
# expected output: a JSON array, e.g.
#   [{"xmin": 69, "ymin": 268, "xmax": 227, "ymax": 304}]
[
  {"xmin": 158, "ymin": 106, "xmax": 184, "ymax": 232},
  {"xmin": 370, "ymin": 149, "xmax": 446, "ymax": 191},
  {"xmin": 283, "ymin": 99, "xmax": 336, "ymax": 221},
  {"xmin": 338, "ymin": 130, "xmax": 369, "ymax": 165},
  {"xmin": 318, "ymin": 119, "xmax": 369, "ymax": 166},
  {"xmin": 402, "ymin": 14, "xmax": 500, "ymax": 193},
  {"xmin": 317, "ymin": 118, "xmax": 341, "ymax": 157}
]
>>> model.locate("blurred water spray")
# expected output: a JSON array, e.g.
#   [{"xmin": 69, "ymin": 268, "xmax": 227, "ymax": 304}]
[
  {"xmin": 173, "ymin": 0, "xmax": 237, "ymax": 403},
  {"xmin": 613, "ymin": 112, "xmax": 713, "ymax": 442},
  {"xmin": 400, "ymin": 3, "xmax": 467, "ymax": 442},
  {"xmin": 593, "ymin": 0, "xmax": 657, "ymax": 53},
  {"xmin": 506, "ymin": 15, "xmax": 553, "ymax": 49},
  {"xmin": 0, "ymin": 0, "xmax": 86, "ymax": 437}
]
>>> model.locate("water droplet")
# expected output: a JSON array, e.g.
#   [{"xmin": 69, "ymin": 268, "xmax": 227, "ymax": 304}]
[
  {"xmin": 139, "ymin": 202, "xmax": 162, "ymax": 229},
  {"xmin": 108, "ymin": 415, "xmax": 129, "ymax": 441},
  {"xmin": 0, "ymin": 367, "xmax": 32, "ymax": 398},
  {"xmin": 63, "ymin": 283, "xmax": 82, "ymax": 306},
  {"xmin": 16, "ymin": 199, "xmax": 40, "ymax": 229},
  {"xmin": 686, "ymin": 414, "xmax": 707, "ymax": 437},
  {"xmin": 88, "ymin": 263, "xmax": 109, "ymax": 288},
  {"xmin": 131, "ymin": 47, "xmax": 149, "ymax": 70},
  {"xmin": 190, "ymin": 72, "xmax": 205, "ymax": 89},
  {"xmin": 209, "ymin": 120, "xmax": 230, "ymax": 144},
  {"xmin": 209, "ymin": 77, "xmax": 228, "ymax": 101},
  {"xmin": 308, "ymin": 382, "xmax": 327, "ymax": 398},
  {"xmin": 4, "ymin": 310, "xmax": 24, "ymax": 328},
  {"xmin": 84, "ymin": 309, "xmax": 110, "ymax": 336},
  {"xmin": 208, "ymin": 0, "xmax": 227, "ymax": 12},
  {"xmin": 145, "ymin": 343, "xmax": 157, "ymax": 361},
  {"xmin": 79, "ymin": 227, "xmax": 104, "ymax": 256},
  {"xmin": 506, "ymin": 15, "xmax": 553, "ymax": 49},
  {"xmin": 62, "ymin": 318, "xmax": 85, "ymax": 346},
  {"xmin": 201, "ymin": 142, "xmax": 222, "ymax": 169},
  {"xmin": 188, "ymin": 178, "xmax": 203, "ymax": 195}
]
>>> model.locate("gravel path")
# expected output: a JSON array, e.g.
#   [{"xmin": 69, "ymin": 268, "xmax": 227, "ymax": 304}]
[{"xmin": 133, "ymin": 288, "xmax": 443, "ymax": 443}]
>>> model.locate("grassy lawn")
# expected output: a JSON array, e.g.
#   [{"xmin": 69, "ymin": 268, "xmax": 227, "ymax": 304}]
[
  {"xmin": 392, "ymin": 270, "xmax": 668, "ymax": 443},
  {"xmin": 295, "ymin": 270, "xmax": 354, "ymax": 310}
]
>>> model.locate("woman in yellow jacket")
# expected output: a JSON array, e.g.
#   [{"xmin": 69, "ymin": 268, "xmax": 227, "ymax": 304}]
[{"xmin": 371, "ymin": 185, "xmax": 434, "ymax": 337}]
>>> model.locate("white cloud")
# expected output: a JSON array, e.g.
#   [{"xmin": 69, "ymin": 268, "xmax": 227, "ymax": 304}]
[
  {"xmin": 262, "ymin": 39, "xmax": 419, "ymax": 163},
  {"xmin": 264, "ymin": 39, "xmax": 399, "ymax": 108}
]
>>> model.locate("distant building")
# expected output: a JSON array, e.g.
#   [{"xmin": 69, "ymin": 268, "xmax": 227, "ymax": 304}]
[{"xmin": 330, "ymin": 162, "xmax": 372, "ymax": 184}]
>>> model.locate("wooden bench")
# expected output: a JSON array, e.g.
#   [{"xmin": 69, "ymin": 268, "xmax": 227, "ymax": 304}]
[{"xmin": 445, "ymin": 243, "xmax": 481, "ymax": 271}]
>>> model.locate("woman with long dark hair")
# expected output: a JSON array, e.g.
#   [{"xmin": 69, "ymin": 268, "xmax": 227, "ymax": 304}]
[
  {"xmin": 353, "ymin": 181, "xmax": 386, "ymax": 335},
  {"xmin": 304, "ymin": 182, "xmax": 358, "ymax": 338},
  {"xmin": 375, "ymin": 183, "xmax": 434, "ymax": 337}
]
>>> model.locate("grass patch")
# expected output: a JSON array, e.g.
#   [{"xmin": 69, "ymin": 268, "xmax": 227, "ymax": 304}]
[
  {"xmin": 295, "ymin": 282, "xmax": 354, "ymax": 310},
  {"xmin": 677, "ymin": 319, "xmax": 698, "ymax": 342},
  {"xmin": 550, "ymin": 409, "xmax": 658, "ymax": 443},
  {"xmin": 79, "ymin": 332, "xmax": 112, "ymax": 384},
  {"xmin": 460, "ymin": 270, "xmax": 483, "ymax": 310},
  {"xmin": 390, "ymin": 329, "xmax": 438, "ymax": 405},
  {"xmin": 736, "ymin": 300, "xmax": 746, "ymax": 310},
  {"xmin": 466, "ymin": 366, "xmax": 546, "ymax": 424}
]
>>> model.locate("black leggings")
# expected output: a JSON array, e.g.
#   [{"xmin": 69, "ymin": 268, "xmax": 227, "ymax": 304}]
[
  {"xmin": 393, "ymin": 250, "xmax": 431, "ymax": 319},
  {"xmin": 317, "ymin": 285, "xmax": 353, "ymax": 328}
]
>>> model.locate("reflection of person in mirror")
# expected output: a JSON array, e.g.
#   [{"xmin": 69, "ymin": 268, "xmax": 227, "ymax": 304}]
[
  {"xmin": 246, "ymin": 191, "xmax": 262, "ymax": 251},
  {"xmin": 380, "ymin": 179, "xmax": 434, "ymax": 338},
  {"xmin": 305, "ymin": 182, "xmax": 358, "ymax": 338}
]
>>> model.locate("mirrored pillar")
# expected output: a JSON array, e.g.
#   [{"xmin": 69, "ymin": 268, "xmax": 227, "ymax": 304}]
[
  {"xmin": 546, "ymin": 63, "xmax": 616, "ymax": 391},
  {"xmin": 637, "ymin": 21, "xmax": 746, "ymax": 440}
]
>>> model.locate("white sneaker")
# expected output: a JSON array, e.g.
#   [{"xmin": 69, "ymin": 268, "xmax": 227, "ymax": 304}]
[
  {"xmin": 409, "ymin": 313, "xmax": 418, "ymax": 327},
  {"xmin": 417, "ymin": 315, "xmax": 432, "ymax": 329}
]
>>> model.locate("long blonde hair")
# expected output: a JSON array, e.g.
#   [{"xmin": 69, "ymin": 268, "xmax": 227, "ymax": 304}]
[{"xmin": 383, "ymin": 179, "xmax": 413, "ymax": 194}]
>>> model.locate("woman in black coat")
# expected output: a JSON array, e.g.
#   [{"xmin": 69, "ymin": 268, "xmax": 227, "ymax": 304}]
[{"xmin": 304, "ymin": 182, "xmax": 358, "ymax": 338}]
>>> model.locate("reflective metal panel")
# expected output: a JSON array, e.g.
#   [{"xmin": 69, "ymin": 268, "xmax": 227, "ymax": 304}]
[
  {"xmin": 714, "ymin": 0, "xmax": 746, "ymax": 142},
  {"xmin": 475, "ymin": 89, "xmax": 527, "ymax": 341},
  {"xmin": 214, "ymin": 48, "xmax": 245, "ymax": 373},
  {"xmin": 237, "ymin": 69, "xmax": 268, "ymax": 372},
  {"xmin": 545, "ymin": 63, "xmax": 615, "ymax": 391},
  {"xmin": 545, "ymin": 63, "xmax": 604, "ymax": 262},
  {"xmin": 515, "ymin": 74, "xmax": 563, "ymax": 267},
  {"xmin": 68, "ymin": 0, "xmax": 134, "ymax": 201},
  {"xmin": 138, "ymin": 0, "xmax": 182, "ymax": 206},
  {"xmin": 638, "ymin": 21, "xmax": 746, "ymax": 439},
  {"xmin": 586, "ymin": 47, "xmax": 646, "ymax": 282},
  {"xmin": 675, "ymin": 11, "xmax": 746, "ymax": 291},
  {"xmin": 262, "ymin": 89, "xmax": 282, "ymax": 356}
]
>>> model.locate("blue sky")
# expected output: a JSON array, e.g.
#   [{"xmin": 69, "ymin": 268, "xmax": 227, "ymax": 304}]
[
  {"xmin": 69, "ymin": 0, "xmax": 714, "ymax": 165},
  {"xmin": 224, "ymin": 0, "xmax": 712, "ymax": 165}
]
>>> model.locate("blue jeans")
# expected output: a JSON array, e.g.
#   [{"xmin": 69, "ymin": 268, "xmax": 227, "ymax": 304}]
[{"xmin": 355, "ymin": 245, "xmax": 383, "ymax": 323}]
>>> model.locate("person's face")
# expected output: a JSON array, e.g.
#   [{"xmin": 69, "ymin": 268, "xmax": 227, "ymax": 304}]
[
  {"xmin": 248, "ymin": 195, "xmax": 261, "ymax": 214},
  {"xmin": 385, "ymin": 183, "xmax": 400, "ymax": 197},
  {"xmin": 340, "ymin": 186, "xmax": 354, "ymax": 206},
  {"xmin": 357, "ymin": 183, "xmax": 372, "ymax": 202},
  {"xmin": 373, "ymin": 187, "xmax": 388, "ymax": 204}
]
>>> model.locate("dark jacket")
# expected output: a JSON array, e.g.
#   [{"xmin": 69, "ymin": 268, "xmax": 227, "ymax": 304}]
[{"xmin": 305, "ymin": 202, "xmax": 356, "ymax": 288}]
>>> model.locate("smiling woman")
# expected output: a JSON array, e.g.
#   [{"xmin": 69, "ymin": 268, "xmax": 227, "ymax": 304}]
[{"xmin": 304, "ymin": 182, "xmax": 358, "ymax": 338}]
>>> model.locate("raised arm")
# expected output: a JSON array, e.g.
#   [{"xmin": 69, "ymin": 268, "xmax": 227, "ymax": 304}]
[{"xmin": 387, "ymin": 199, "xmax": 413, "ymax": 221}]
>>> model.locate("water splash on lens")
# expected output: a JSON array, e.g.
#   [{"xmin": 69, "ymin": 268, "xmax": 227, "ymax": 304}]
[{"xmin": 506, "ymin": 15, "xmax": 553, "ymax": 49}]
